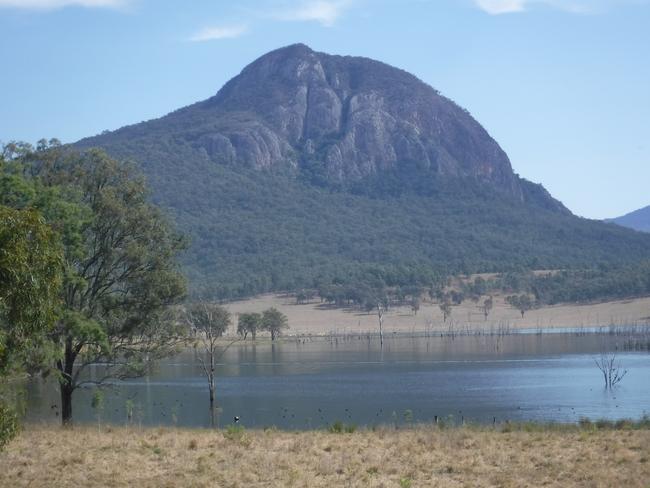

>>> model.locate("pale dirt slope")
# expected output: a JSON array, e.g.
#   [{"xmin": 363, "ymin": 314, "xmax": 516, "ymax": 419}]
[{"xmin": 224, "ymin": 294, "xmax": 650, "ymax": 336}]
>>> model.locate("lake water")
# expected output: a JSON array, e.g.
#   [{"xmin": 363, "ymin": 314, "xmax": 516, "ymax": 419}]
[{"xmin": 25, "ymin": 330, "xmax": 650, "ymax": 429}]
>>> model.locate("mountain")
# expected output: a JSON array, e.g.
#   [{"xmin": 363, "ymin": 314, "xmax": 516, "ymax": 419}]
[
  {"xmin": 76, "ymin": 44, "xmax": 650, "ymax": 298},
  {"xmin": 608, "ymin": 206, "xmax": 650, "ymax": 233}
]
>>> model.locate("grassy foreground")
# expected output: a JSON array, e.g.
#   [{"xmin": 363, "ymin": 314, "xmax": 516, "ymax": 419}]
[{"xmin": 1, "ymin": 422, "xmax": 649, "ymax": 487}]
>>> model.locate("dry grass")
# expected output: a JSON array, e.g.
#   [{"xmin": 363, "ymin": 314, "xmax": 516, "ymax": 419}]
[
  {"xmin": 224, "ymin": 293, "xmax": 650, "ymax": 337},
  {"xmin": 2, "ymin": 424, "xmax": 649, "ymax": 487}
]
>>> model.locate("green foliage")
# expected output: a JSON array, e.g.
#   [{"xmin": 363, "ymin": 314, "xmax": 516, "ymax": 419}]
[
  {"xmin": 0, "ymin": 206, "xmax": 63, "ymax": 374},
  {"xmin": 328, "ymin": 421, "xmax": 357, "ymax": 433},
  {"xmin": 184, "ymin": 303, "xmax": 231, "ymax": 338},
  {"xmin": 470, "ymin": 265, "xmax": 650, "ymax": 306},
  {"xmin": 261, "ymin": 307, "xmax": 289, "ymax": 340},
  {"xmin": 224, "ymin": 424, "xmax": 246, "ymax": 440},
  {"xmin": 87, "ymin": 157, "xmax": 650, "ymax": 301},
  {"xmin": 237, "ymin": 312, "xmax": 261, "ymax": 340},
  {"xmin": 399, "ymin": 477, "xmax": 413, "ymax": 488},
  {"xmin": 0, "ymin": 402, "xmax": 19, "ymax": 451},
  {"xmin": 1, "ymin": 142, "xmax": 187, "ymax": 423}
]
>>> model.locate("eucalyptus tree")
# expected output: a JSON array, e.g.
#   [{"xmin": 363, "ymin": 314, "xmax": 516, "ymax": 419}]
[
  {"xmin": 237, "ymin": 312, "xmax": 261, "ymax": 340},
  {"xmin": 0, "ymin": 206, "xmax": 63, "ymax": 448},
  {"xmin": 261, "ymin": 307, "xmax": 289, "ymax": 341},
  {"xmin": 3, "ymin": 143, "xmax": 187, "ymax": 425}
]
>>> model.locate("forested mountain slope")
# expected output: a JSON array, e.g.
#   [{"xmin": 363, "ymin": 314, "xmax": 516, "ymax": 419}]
[{"xmin": 76, "ymin": 44, "xmax": 650, "ymax": 298}]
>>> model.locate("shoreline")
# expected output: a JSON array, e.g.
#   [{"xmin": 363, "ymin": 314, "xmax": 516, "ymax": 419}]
[{"xmin": 221, "ymin": 293, "xmax": 650, "ymax": 339}]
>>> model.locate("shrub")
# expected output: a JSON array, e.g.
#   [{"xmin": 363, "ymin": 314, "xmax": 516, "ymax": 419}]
[{"xmin": 0, "ymin": 403, "xmax": 19, "ymax": 451}]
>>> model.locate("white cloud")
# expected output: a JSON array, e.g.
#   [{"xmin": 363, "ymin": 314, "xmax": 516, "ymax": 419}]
[
  {"xmin": 274, "ymin": 0, "xmax": 352, "ymax": 27},
  {"xmin": 474, "ymin": 0, "xmax": 525, "ymax": 14},
  {"xmin": 189, "ymin": 24, "xmax": 248, "ymax": 42},
  {"xmin": 472, "ymin": 0, "xmax": 648, "ymax": 15},
  {"xmin": 0, "ymin": 0, "xmax": 126, "ymax": 8}
]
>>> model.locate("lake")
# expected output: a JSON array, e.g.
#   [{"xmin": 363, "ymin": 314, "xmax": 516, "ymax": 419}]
[{"xmin": 24, "ymin": 328, "xmax": 650, "ymax": 429}]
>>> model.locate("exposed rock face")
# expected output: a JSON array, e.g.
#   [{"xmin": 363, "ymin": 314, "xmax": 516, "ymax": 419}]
[
  {"xmin": 198, "ymin": 44, "xmax": 521, "ymax": 192},
  {"xmin": 78, "ymin": 43, "xmax": 563, "ymax": 209}
]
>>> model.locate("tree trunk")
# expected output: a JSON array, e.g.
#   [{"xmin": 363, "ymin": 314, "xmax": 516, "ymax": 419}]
[
  {"xmin": 59, "ymin": 337, "xmax": 76, "ymax": 426},
  {"xmin": 60, "ymin": 382, "xmax": 74, "ymax": 425}
]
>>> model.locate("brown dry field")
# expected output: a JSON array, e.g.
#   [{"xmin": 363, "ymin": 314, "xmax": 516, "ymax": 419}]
[
  {"xmin": 224, "ymin": 293, "xmax": 650, "ymax": 337},
  {"xmin": 2, "ymin": 425, "xmax": 649, "ymax": 487}
]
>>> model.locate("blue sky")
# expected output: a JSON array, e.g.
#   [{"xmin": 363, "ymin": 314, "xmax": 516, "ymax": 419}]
[{"xmin": 1, "ymin": 0, "xmax": 648, "ymax": 219}]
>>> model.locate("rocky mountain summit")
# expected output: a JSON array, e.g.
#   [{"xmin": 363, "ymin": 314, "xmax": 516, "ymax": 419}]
[{"xmin": 78, "ymin": 43, "xmax": 562, "ymax": 210}]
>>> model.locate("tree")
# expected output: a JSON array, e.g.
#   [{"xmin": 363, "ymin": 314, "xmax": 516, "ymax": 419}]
[
  {"xmin": 261, "ymin": 307, "xmax": 288, "ymax": 340},
  {"xmin": 439, "ymin": 301, "xmax": 452, "ymax": 322},
  {"xmin": 594, "ymin": 353, "xmax": 627, "ymax": 389},
  {"xmin": 5, "ymin": 145, "xmax": 187, "ymax": 425},
  {"xmin": 482, "ymin": 296, "xmax": 493, "ymax": 321},
  {"xmin": 410, "ymin": 297, "xmax": 420, "ymax": 316},
  {"xmin": 237, "ymin": 312, "xmax": 261, "ymax": 340},
  {"xmin": 506, "ymin": 294, "xmax": 533, "ymax": 318},
  {"xmin": 0, "ymin": 206, "xmax": 63, "ymax": 449},
  {"xmin": 0, "ymin": 207, "xmax": 62, "ymax": 374},
  {"xmin": 377, "ymin": 303, "xmax": 385, "ymax": 347},
  {"xmin": 184, "ymin": 303, "xmax": 234, "ymax": 425}
]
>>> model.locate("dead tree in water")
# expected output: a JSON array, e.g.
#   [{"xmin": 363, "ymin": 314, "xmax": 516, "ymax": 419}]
[
  {"xmin": 377, "ymin": 304, "xmax": 384, "ymax": 347},
  {"xmin": 594, "ymin": 353, "xmax": 628, "ymax": 389},
  {"xmin": 184, "ymin": 303, "xmax": 238, "ymax": 427}
]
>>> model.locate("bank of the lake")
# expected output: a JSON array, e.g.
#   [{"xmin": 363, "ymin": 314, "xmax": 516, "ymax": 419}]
[
  {"xmin": 224, "ymin": 293, "xmax": 650, "ymax": 337},
  {"xmin": 2, "ymin": 422, "xmax": 649, "ymax": 487}
]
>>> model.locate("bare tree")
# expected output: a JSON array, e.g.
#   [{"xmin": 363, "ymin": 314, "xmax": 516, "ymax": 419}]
[
  {"xmin": 377, "ymin": 304, "xmax": 385, "ymax": 347},
  {"xmin": 594, "ymin": 353, "xmax": 628, "ymax": 389},
  {"xmin": 184, "ymin": 303, "xmax": 237, "ymax": 426}
]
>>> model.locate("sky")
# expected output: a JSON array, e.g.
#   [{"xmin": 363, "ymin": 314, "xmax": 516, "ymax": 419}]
[{"xmin": 0, "ymin": 0, "xmax": 648, "ymax": 219}]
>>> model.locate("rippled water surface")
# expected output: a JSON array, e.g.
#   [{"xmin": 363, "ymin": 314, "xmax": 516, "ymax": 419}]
[{"xmin": 25, "ymin": 330, "xmax": 650, "ymax": 428}]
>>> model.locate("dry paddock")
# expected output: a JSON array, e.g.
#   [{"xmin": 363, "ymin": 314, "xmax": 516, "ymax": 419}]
[{"xmin": 1, "ymin": 424, "xmax": 649, "ymax": 487}]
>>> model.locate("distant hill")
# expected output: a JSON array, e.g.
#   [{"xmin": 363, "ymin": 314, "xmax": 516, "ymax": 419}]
[
  {"xmin": 75, "ymin": 44, "xmax": 650, "ymax": 298},
  {"xmin": 607, "ymin": 206, "xmax": 650, "ymax": 233}
]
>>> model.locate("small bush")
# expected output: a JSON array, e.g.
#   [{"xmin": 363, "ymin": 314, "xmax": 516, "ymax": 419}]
[
  {"xmin": 224, "ymin": 424, "xmax": 245, "ymax": 440},
  {"xmin": 328, "ymin": 421, "xmax": 356, "ymax": 434},
  {"xmin": 0, "ymin": 403, "xmax": 19, "ymax": 451},
  {"xmin": 399, "ymin": 477, "xmax": 413, "ymax": 488}
]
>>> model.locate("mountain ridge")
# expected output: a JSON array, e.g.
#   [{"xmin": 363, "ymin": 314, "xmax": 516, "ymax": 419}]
[{"xmin": 608, "ymin": 205, "xmax": 650, "ymax": 233}]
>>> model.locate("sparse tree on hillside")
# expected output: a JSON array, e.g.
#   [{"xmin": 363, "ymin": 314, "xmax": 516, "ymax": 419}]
[
  {"xmin": 410, "ymin": 297, "xmax": 421, "ymax": 316},
  {"xmin": 237, "ymin": 312, "xmax": 261, "ymax": 340},
  {"xmin": 439, "ymin": 301, "xmax": 452, "ymax": 323},
  {"xmin": 506, "ymin": 294, "xmax": 533, "ymax": 318},
  {"xmin": 482, "ymin": 296, "xmax": 494, "ymax": 321},
  {"xmin": 262, "ymin": 308, "xmax": 288, "ymax": 341}
]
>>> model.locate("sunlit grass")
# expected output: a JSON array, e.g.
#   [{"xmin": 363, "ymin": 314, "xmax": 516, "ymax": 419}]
[{"xmin": 1, "ymin": 420, "xmax": 649, "ymax": 487}]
